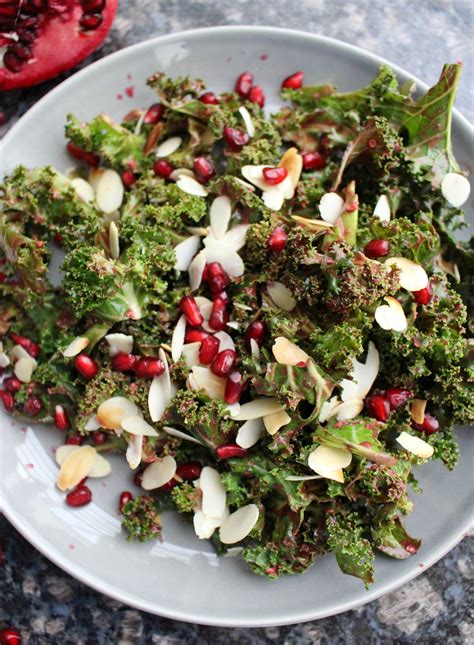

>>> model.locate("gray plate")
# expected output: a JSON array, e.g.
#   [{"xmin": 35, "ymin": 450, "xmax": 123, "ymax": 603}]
[{"xmin": 0, "ymin": 26, "xmax": 472, "ymax": 627}]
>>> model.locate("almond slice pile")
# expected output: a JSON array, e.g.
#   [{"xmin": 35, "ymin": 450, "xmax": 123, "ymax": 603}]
[
  {"xmin": 308, "ymin": 445, "xmax": 353, "ymax": 483},
  {"xmin": 55, "ymin": 445, "xmax": 111, "ymax": 478},
  {"xmin": 56, "ymin": 445, "xmax": 98, "ymax": 491},
  {"xmin": 142, "ymin": 456, "xmax": 177, "ymax": 490},
  {"xmin": 396, "ymin": 431, "xmax": 434, "ymax": 459},
  {"xmin": 193, "ymin": 467, "xmax": 229, "ymax": 539},
  {"xmin": 384, "ymin": 257, "xmax": 429, "ymax": 292},
  {"xmin": 375, "ymin": 296, "xmax": 408, "ymax": 332}
]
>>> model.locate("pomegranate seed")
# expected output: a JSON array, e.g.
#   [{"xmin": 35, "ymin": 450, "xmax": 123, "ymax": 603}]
[
  {"xmin": 121, "ymin": 169, "xmax": 136, "ymax": 188},
  {"xmin": 235, "ymin": 71, "xmax": 253, "ymax": 98},
  {"xmin": 282, "ymin": 71, "xmax": 304, "ymax": 89},
  {"xmin": 365, "ymin": 394, "xmax": 390, "ymax": 422},
  {"xmin": 386, "ymin": 388, "xmax": 413, "ymax": 410},
  {"xmin": 193, "ymin": 156, "xmax": 214, "ymax": 183},
  {"xmin": 79, "ymin": 12, "xmax": 103, "ymax": 30},
  {"xmin": 199, "ymin": 92, "xmax": 219, "ymax": 105},
  {"xmin": 248, "ymin": 85, "xmax": 265, "ymax": 107},
  {"xmin": 66, "ymin": 141, "xmax": 99, "ymax": 166},
  {"xmin": 223, "ymin": 127, "xmax": 250, "ymax": 151},
  {"xmin": 119, "ymin": 491, "xmax": 133, "ymax": 511},
  {"xmin": 3, "ymin": 52, "xmax": 22, "ymax": 73},
  {"xmin": 54, "ymin": 404, "xmax": 70, "ymax": 431},
  {"xmin": 185, "ymin": 328, "xmax": 209, "ymax": 343},
  {"xmin": 24, "ymin": 397, "xmax": 42, "ymax": 417},
  {"xmin": 143, "ymin": 103, "xmax": 164, "ymax": 125},
  {"xmin": 302, "ymin": 151, "xmax": 325, "ymax": 171},
  {"xmin": 268, "ymin": 226, "xmax": 288, "ymax": 252},
  {"xmin": 133, "ymin": 469, "xmax": 144, "ymax": 487},
  {"xmin": 262, "ymin": 167, "xmax": 288, "ymax": 186},
  {"xmin": 92, "ymin": 431, "xmax": 107, "ymax": 445},
  {"xmin": 216, "ymin": 444, "xmax": 248, "ymax": 460},
  {"xmin": 364, "ymin": 239, "xmax": 389, "ymax": 259},
  {"xmin": 134, "ymin": 356, "xmax": 165, "ymax": 379},
  {"xmin": 10, "ymin": 332, "xmax": 40, "ymax": 358},
  {"xmin": 10, "ymin": 42, "xmax": 33, "ymax": 61},
  {"xmin": 112, "ymin": 352, "xmax": 137, "ymax": 372},
  {"xmin": 0, "ymin": 628, "xmax": 21, "ymax": 645},
  {"xmin": 211, "ymin": 349, "xmax": 236, "ymax": 377},
  {"xmin": 176, "ymin": 462, "xmax": 202, "ymax": 480},
  {"xmin": 65, "ymin": 435, "xmax": 83, "ymax": 446},
  {"xmin": 217, "ymin": 289, "xmax": 230, "ymax": 303},
  {"xmin": 199, "ymin": 335, "xmax": 220, "ymax": 365},
  {"xmin": 0, "ymin": 272, "xmax": 5, "ymax": 283},
  {"xmin": 159, "ymin": 478, "xmax": 179, "ymax": 493},
  {"xmin": 66, "ymin": 485, "xmax": 92, "ymax": 507},
  {"xmin": 413, "ymin": 284, "xmax": 432, "ymax": 305},
  {"xmin": 245, "ymin": 320, "xmax": 265, "ymax": 347},
  {"xmin": 0, "ymin": 390, "xmax": 14, "ymax": 412},
  {"xmin": 153, "ymin": 159, "xmax": 174, "ymax": 178},
  {"xmin": 224, "ymin": 371, "xmax": 244, "ymax": 404},
  {"xmin": 2, "ymin": 376, "xmax": 21, "ymax": 393},
  {"xmin": 413, "ymin": 413, "xmax": 440, "ymax": 435},
  {"xmin": 209, "ymin": 296, "xmax": 229, "ymax": 331},
  {"xmin": 81, "ymin": 0, "xmax": 105, "ymax": 11},
  {"xmin": 179, "ymin": 295, "xmax": 203, "ymax": 327},
  {"xmin": 74, "ymin": 353, "xmax": 99, "ymax": 380},
  {"xmin": 206, "ymin": 262, "xmax": 230, "ymax": 294}
]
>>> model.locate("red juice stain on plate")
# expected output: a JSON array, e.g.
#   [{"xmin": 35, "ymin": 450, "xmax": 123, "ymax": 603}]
[
  {"xmin": 25, "ymin": 463, "xmax": 34, "ymax": 469},
  {"xmin": 116, "ymin": 93, "xmax": 123, "ymax": 100},
  {"xmin": 19, "ymin": 427, "xmax": 27, "ymax": 433},
  {"xmin": 226, "ymin": 56, "xmax": 232, "ymax": 62},
  {"xmin": 69, "ymin": 544, "xmax": 75, "ymax": 550},
  {"xmin": 260, "ymin": 53, "xmax": 268, "ymax": 60},
  {"xmin": 127, "ymin": 73, "xmax": 132, "ymax": 80},
  {"xmin": 418, "ymin": 563, "xmax": 424, "ymax": 568},
  {"xmin": 125, "ymin": 86, "xmax": 134, "ymax": 98}
]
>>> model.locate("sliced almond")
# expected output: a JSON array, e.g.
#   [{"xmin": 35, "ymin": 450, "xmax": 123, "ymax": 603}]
[
  {"xmin": 171, "ymin": 314, "xmax": 187, "ymax": 363},
  {"xmin": 95, "ymin": 168, "xmax": 124, "ymax": 214},
  {"xmin": 340, "ymin": 341, "xmax": 380, "ymax": 402},
  {"xmin": 318, "ymin": 396, "xmax": 340, "ymax": 423},
  {"xmin": 109, "ymin": 221, "xmax": 120, "ymax": 260},
  {"xmin": 188, "ymin": 250, "xmax": 207, "ymax": 291},
  {"xmin": 202, "ymin": 240, "xmax": 244, "ymax": 278},
  {"xmin": 396, "ymin": 431, "xmax": 434, "ymax": 459},
  {"xmin": 308, "ymin": 445, "xmax": 352, "ymax": 477},
  {"xmin": 291, "ymin": 215, "xmax": 334, "ymax": 231},
  {"xmin": 219, "ymin": 503, "xmax": 259, "ymax": 544},
  {"xmin": 71, "ymin": 177, "xmax": 95, "ymax": 203},
  {"xmin": 14, "ymin": 356, "xmax": 37, "ymax": 383},
  {"xmin": 249, "ymin": 338, "xmax": 260, "ymax": 361},
  {"xmin": 434, "ymin": 254, "xmax": 461, "ymax": 283},
  {"xmin": 285, "ymin": 475, "xmax": 322, "ymax": 481},
  {"xmin": 142, "ymin": 455, "xmax": 177, "ymax": 490},
  {"xmin": 441, "ymin": 172, "xmax": 471, "ymax": 208},
  {"xmin": 121, "ymin": 415, "xmax": 158, "ymax": 436},
  {"xmin": 56, "ymin": 445, "xmax": 97, "ymax": 491},
  {"xmin": 238, "ymin": 106, "xmax": 255, "ymax": 137},
  {"xmin": 236, "ymin": 418, "xmax": 264, "ymax": 449},
  {"xmin": 241, "ymin": 165, "xmax": 270, "ymax": 192},
  {"xmin": 318, "ymin": 192, "xmax": 345, "ymax": 224},
  {"xmin": 213, "ymin": 330, "xmax": 235, "ymax": 352},
  {"xmin": 156, "ymin": 136, "xmax": 182, "ymax": 158},
  {"xmin": 219, "ymin": 224, "xmax": 249, "ymax": 251},
  {"xmin": 126, "ymin": 433, "xmax": 143, "ymax": 470},
  {"xmin": 0, "ymin": 342, "xmax": 10, "ymax": 368},
  {"xmin": 411, "ymin": 399, "xmax": 427, "ymax": 425},
  {"xmin": 148, "ymin": 349, "xmax": 172, "ymax": 422},
  {"xmin": 210, "ymin": 195, "xmax": 232, "ymax": 240},
  {"xmin": 233, "ymin": 397, "xmax": 283, "ymax": 421},
  {"xmin": 193, "ymin": 509, "xmax": 227, "ymax": 539},
  {"xmin": 63, "ymin": 336, "xmax": 90, "ymax": 358},
  {"xmin": 385, "ymin": 257, "xmax": 429, "ymax": 292},
  {"xmin": 333, "ymin": 398, "xmax": 364, "ymax": 421},
  {"xmin": 200, "ymin": 466, "xmax": 227, "ymax": 519},
  {"xmin": 278, "ymin": 147, "xmax": 303, "ymax": 194},
  {"xmin": 88, "ymin": 167, "xmax": 105, "ymax": 191},
  {"xmin": 375, "ymin": 296, "xmax": 408, "ymax": 333},
  {"xmin": 163, "ymin": 426, "xmax": 205, "ymax": 445},
  {"xmin": 181, "ymin": 342, "xmax": 202, "ymax": 368},
  {"xmin": 373, "ymin": 194, "xmax": 391, "ymax": 223},
  {"xmin": 11, "ymin": 345, "xmax": 30, "ymax": 361},
  {"xmin": 317, "ymin": 468, "xmax": 345, "ymax": 483},
  {"xmin": 105, "ymin": 333, "xmax": 133, "ymax": 357},
  {"xmin": 84, "ymin": 414, "xmax": 100, "ymax": 431},
  {"xmin": 267, "ymin": 281, "xmax": 296, "ymax": 311},
  {"xmin": 55, "ymin": 446, "xmax": 112, "ymax": 479},
  {"xmin": 170, "ymin": 167, "xmax": 196, "ymax": 181},
  {"xmin": 263, "ymin": 409, "xmax": 291, "ymax": 435},
  {"xmin": 272, "ymin": 337, "xmax": 309, "ymax": 366},
  {"xmin": 96, "ymin": 396, "xmax": 139, "ymax": 430},
  {"xmin": 189, "ymin": 366, "xmax": 226, "ymax": 400},
  {"xmin": 176, "ymin": 175, "xmax": 208, "ymax": 197},
  {"xmin": 262, "ymin": 188, "xmax": 285, "ymax": 211},
  {"xmin": 174, "ymin": 235, "xmax": 201, "ymax": 271}
]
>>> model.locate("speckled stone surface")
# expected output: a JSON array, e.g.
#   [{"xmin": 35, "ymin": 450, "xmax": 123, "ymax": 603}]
[{"xmin": 0, "ymin": 0, "xmax": 473, "ymax": 642}]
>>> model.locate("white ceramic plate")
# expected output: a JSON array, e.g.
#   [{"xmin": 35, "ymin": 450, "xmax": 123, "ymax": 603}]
[{"xmin": 0, "ymin": 27, "xmax": 472, "ymax": 627}]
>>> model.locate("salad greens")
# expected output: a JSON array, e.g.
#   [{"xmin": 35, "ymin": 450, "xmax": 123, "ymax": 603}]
[{"xmin": 0, "ymin": 63, "xmax": 472, "ymax": 587}]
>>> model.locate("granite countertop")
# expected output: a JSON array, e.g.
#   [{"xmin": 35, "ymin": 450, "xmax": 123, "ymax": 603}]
[{"xmin": 0, "ymin": 0, "xmax": 472, "ymax": 642}]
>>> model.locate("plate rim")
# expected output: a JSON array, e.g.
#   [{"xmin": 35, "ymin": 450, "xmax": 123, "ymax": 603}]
[{"xmin": 0, "ymin": 25, "xmax": 472, "ymax": 627}]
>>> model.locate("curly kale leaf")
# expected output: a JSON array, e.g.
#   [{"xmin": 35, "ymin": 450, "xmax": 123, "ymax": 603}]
[
  {"xmin": 121, "ymin": 495, "xmax": 162, "ymax": 542},
  {"xmin": 171, "ymin": 482, "xmax": 201, "ymax": 514},
  {"xmin": 372, "ymin": 506, "xmax": 421, "ymax": 559},
  {"xmin": 326, "ymin": 512, "xmax": 375, "ymax": 586}
]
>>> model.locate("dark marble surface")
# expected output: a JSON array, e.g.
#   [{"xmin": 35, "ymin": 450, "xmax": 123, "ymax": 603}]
[{"xmin": 0, "ymin": 0, "xmax": 473, "ymax": 642}]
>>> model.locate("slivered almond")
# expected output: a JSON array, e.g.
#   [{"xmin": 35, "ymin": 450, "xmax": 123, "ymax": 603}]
[
  {"xmin": 71, "ymin": 177, "xmax": 95, "ymax": 203},
  {"xmin": 308, "ymin": 445, "xmax": 352, "ymax": 478},
  {"xmin": 109, "ymin": 221, "xmax": 120, "ymax": 260},
  {"xmin": 384, "ymin": 257, "xmax": 429, "ymax": 292},
  {"xmin": 396, "ymin": 431, "xmax": 434, "ymax": 459},
  {"xmin": 156, "ymin": 136, "xmax": 182, "ymax": 158},
  {"xmin": 56, "ymin": 445, "xmax": 97, "ymax": 491},
  {"xmin": 319, "ymin": 192, "xmax": 345, "ymax": 223},
  {"xmin": 219, "ymin": 503, "xmax": 259, "ymax": 544},
  {"xmin": 95, "ymin": 168, "xmax": 124, "ymax": 214},
  {"xmin": 121, "ymin": 415, "xmax": 158, "ymax": 436},
  {"xmin": 278, "ymin": 147, "xmax": 303, "ymax": 194},
  {"xmin": 411, "ymin": 399, "xmax": 427, "ymax": 425},
  {"xmin": 14, "ymin": 356, "xmax": 37, "ymax": 383},
  {"xmin": 236, "ymin": 418, "xmax": 264, "ymax": 448},
  {"xmin": 63, "ymin": 336, "xmax": 90, "ymax": 358},
  {"xmin": 96, "ymin": 396, "xmax": 139, "ymax": 430},
  {"xmin": 373, "ymin": 194, "xmax": 391, "ymax": 223},
  {"xmin": 171, "ymin": 314, "xmax": 187, "ymax": 363},
  {"xmin": 174, "ymin": 235, "xmax": 201, "ymax": 271},
  {"xmin": 142, "ymin": 456, "xmax": 177, "ymax": 490},
  {"xmin": 272, "ymin": 337, "xmax": 309, "ymax": 366},
  {"xmin": 375, "ymin": 297, "xmax": 408, "ymax": 332},
  {"xmin": 267, "ymin": 281, "xmax": 296, "ymax": 311},
  {"xmin": 210, "ymin": 195, "xmax": 232, "ymax": 240},
  {"xmin": 105, "ymin": 333, "xmax": 133, "ymax": 357},
  {"xmin": 163, "ymin": 426, "xmax": 205, "ymax": 445},
  {"xmin": 263, "ymin": 409, "xmax": 291, "ymax": 435},
  {"xmin": 201, "ymin": 239, "xmax": 244, "ymax": 278},
  {"xmin": 232, "ymin": 397, "xmax": 283, "ymax": 421},
  {"xmin": 238, "ymin": 106, "xmax": 255, "ymax": 137}
]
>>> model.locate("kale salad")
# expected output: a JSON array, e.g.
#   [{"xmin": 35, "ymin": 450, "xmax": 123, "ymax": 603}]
[{"xmin": 0, "ymin": 64, "xmax": 472, "ymax": 586}]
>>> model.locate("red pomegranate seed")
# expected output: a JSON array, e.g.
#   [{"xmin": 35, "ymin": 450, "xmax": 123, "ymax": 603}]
[
  {"xmin": 54, "ymin": 404, "xmax": 70, "ymax": 431},
  {"xmin": 209, "ymin": 296, "xmax": 229, "ymax": 331},
  {"xmin": 199, "ymin": 91, "xmax": 219, "ymax": 105},
  {"xmin": 10, "ymin": 332, "xmax": 40, "ymax": 358},
  {"xmin": 176, "ymin": 462, "xmax": 202, "ymax": 480},
  {"xmin": 0, "ymin": 628, "xmax": 21, "ymax": 645},
  {"xmin": 302, "ymin": 151, "xmax": 325, "ymax": 171},
  {"xmin": 119, "ymin": 491, "xmax": 133, "ymax": 511},
  {"xmin": 179, "ymin": 295, "xmax": 204, "ymax": 327},
  {"xmin": 74, "ymin": 353, "xmax": 99, "ymax": 380},
  {"xmin": 413, "ymin": 284, "xmax": 432, "ymax": 305},
  {"xmin": 185, "ymin": 328, "xmax": 209, "ymax": 343},
  {"xmin": 133, "ymin": 469, "xmax": 144, "ymax": 487},
  {"xmin": 199, "ymin": 335, "xmax": 220, "ymax": 365},
  {"xmin": 153, "ymin": 159, "xmax": 174, "ymax": 178},
  {"xmin": 206, "ymin": 262, "xmax": 230, "ymax": 294},
  {"xmin": 282, "ymin": 71, "xmax": 304, "ymax": 89},
  {"xmin": 235, "ymin": 71, "xmax": 253, "ymax": 98},
  {"xmin": 224, "ymin": 371, "xmax": 244, "ymax": 404},
  {"xmin": 364, "ymin": 239, "xmax": 389, "ymax": 259},
  {"xmin": 386, "ymin": 388, "xmax": 413, "ymax": 410},
  {"xmin": 365, "ymin": 394, "xmax": 390, "ymax": 422},
  {"xmin": 248, "ymin": 85, "xmax": 265, "ymax": 107},
  {"xmin": 223, "ymin": 127, "xmax": 250, "ymax": 151},
  {"xmin": 211, "ymin": 349, "xmax": 236, "ymax": 377},
  {"xmin": 81, "ymin": 0, "xmax": 105, "ymax": 11},
  {"xmin": 0, "ymin": 390, "xmax": 14, "ymax": 412},
  {"xmin": 413, "ymin": 413, "xmax": 440, "ymax": 435},
  {"xmin": 193, "ymin": 156, "xmax": 214, "ymax": 183},
  {"xmin": 217, "ymin": 290, "xmax": 230, "ymax": 303},
  {"xmin": 216, "ymin": 444, "xmax": 248, "ymax": 460},
  {"xmin": 134, "ymin": 356, "xmax": 165, "ymax": 379},
  {"xmin": 159, "ymin": 478, "xmax": 179, "ymax": 493},
  {"xmin": 0, "ymin": 272, "xmax": 5, "ymax": 283},
  {"xmin": 143, "ymin": 103, "xmax": 164, "ymax": 125},
  {"xmin": 92, "ymin": 431, "xmax": 107, "ymax": 445},
  {"xmin": 79, "ymin": 12, "xmax": 103, "ymax": 30},
  {"xmin": 262, "ymin": 167, "xmax": 288, "ymax": 186},
  {"xmin": 245, "ymin": 320, "xmax": 265, "ymax": 347},
  {"xmin": 66, "ymin": 485, "xmax": 92, "ymax": 508},
  {"xmin": 24, "ymin": 397, "xmax": 42, "ymax": 417},
  {"xmin": 121, "ymin": 169, "xmax": 136, "ymax": 188},
  {"xmin": 112, "ymin": 352, "xmax": 137, "ymax": 372},
  {"xmin": 2, "ymin": 376, "xmax": 21, "ymax": 393},
  {"xmin": 66, "ymin": 141, "xmax": 99, "ymax": 166},
  {"xmin": 268, "ymin": 226, "xmax": 288, "ymax": 252},
  {"xmin": 65, "ymin": 435, "xmax": 83, "ymax": 445}
]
